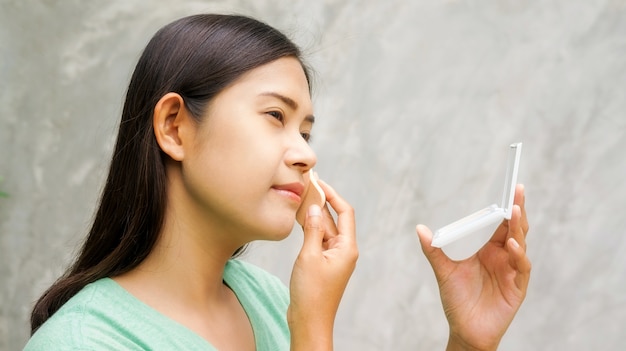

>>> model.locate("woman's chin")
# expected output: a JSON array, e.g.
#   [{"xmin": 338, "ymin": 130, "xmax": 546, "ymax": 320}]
[
  {"xmin": 242, "ymin": 219, "xmax": 294, "ymax": 242},
  {"xmin": 265, "ymin": 225, "xmax": 295, "ymax": 242}
]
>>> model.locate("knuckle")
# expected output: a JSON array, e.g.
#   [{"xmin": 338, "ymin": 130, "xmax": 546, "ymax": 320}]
[
  {"xmin": 305, "ymin": 217, "xmax": 321, "ymax": 231},
  {"xmin": 306, "ymin": 222, "xmax": 321, "ymax": 231}
]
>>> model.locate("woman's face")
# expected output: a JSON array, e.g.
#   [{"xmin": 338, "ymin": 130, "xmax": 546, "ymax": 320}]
[{"xmin": 180, "ymin": 57, "xmax": 316, "ymax": 243}]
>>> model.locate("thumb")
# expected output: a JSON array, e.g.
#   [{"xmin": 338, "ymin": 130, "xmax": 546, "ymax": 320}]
[
  {"xmin": 300, "ymin": 205, "xmax": 324, "ymax": 256},
  {"xmin": 416, "ymin": 224, "xmax": 453, "ymax": 277}
]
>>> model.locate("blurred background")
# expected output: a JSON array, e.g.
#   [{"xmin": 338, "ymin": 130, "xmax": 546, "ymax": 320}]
[{"xmin": 1, "ymin": 0, "xmax": 625, "ymax": 350}]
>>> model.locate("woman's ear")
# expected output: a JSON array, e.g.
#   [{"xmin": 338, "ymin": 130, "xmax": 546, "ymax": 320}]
[{"xmin": 153, "ymin": 93, "xmax": 191, "ymax": 161}]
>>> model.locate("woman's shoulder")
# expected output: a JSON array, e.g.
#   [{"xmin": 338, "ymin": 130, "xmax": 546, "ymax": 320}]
[
  {"xmin": 24, "ymin": 278, "xmax": 214, "ymax": 351},
  {"xmin": 24, "ymin": 278, "xmax": 131, "ymax": 350}
]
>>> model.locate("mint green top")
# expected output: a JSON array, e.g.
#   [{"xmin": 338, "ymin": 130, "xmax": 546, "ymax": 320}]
[{"xmin": 24, "ymin": 260, "xmax": 290, "ymax": 350}]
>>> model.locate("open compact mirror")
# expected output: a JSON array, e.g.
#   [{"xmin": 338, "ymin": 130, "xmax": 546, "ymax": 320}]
[{"xmin": 431, "ymin": 142, "xmax": 522, "ymax": 248}]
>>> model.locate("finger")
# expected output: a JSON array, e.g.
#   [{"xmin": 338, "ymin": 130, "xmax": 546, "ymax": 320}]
[
  {"xmin": 300, "ymin": 205, "xmax": 325, "ymax": 256},
  {"xmin": 515, "ymin": 184, "xmax": 529, "ymax": 237},
  {"xmin": 514, "ymin": 184, "xmax": 526, "ymax": 208},
  {"xmin": 321, "ymin": 204, "xmax": 339, "ymax": 238},
  {"xmin": 310, "ymin": 172, "xmax": 337, "ymax": 238},
  {"xmin": 507, "ymin": 238, "xmax": 532, "ymax": 291},
  {"xmin": 489, "ymin": 184, "xmax": 527, "ymax": 246},
  {"xmin": 317, "ymin": 179, "xmax": 355, "ymax": 243},
  {"xmin": 416, "ymin": 225, "xmax": 454, "ymax": 279},
  {"xmin": 507, "ymin": 205, "xmax": 526, "ymax": 252}
]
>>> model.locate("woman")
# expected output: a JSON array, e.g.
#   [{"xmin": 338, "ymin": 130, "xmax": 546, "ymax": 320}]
[{"xmin": 25, "ymin": 14, "xmax": 530, "ymax": 350}]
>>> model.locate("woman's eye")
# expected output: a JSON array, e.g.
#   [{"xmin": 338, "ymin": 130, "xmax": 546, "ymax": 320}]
[
  {"xmin": 267, "ymin": 111, "xmax": 284, "ymax": 122},
  {"xmin": 300, "ymin": 132, "xmax": 311, "ymax": 142}
]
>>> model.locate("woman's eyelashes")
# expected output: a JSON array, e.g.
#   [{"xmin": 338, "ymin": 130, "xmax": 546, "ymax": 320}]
[
  {"xmin": 267, "ymin": 110, "xmax": 284, "ymax": 123},
  {"xmin": 266, "ymin": 110, "xmax": 312, "ymax": 142}
]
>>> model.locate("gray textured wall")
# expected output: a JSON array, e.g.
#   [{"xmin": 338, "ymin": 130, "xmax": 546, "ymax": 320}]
[{"xmin": 2, "ymin": 1, "xmax": 625, "ymax": 350}]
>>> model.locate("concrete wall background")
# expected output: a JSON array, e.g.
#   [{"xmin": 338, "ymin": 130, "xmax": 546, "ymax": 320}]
[{"xmin": 1, "ymin": 0, "xmax": 625, "ymax": 350}]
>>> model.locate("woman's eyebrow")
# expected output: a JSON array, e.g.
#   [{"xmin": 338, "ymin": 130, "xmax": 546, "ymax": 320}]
[
  {"xmin": 259, "ymin": 91, "xmax": 299, "ymax": 110},
  {"xmin": 259, "ymin": 91, "xmax": 315, "ymax": 124}
]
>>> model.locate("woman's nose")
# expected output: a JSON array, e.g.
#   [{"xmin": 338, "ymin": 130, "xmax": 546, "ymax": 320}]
[{"xmin": 284, "ymin": 133, "xmax": 317, "ymax": 172}]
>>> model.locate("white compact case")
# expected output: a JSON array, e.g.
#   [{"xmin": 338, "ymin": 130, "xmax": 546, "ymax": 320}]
[{"xmin": 431, "ymin": 142, "xmax": 523, "ymax": 248}]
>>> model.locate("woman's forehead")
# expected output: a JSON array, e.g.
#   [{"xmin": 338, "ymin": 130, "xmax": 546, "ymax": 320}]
[{"xmin": 220, "ymin": 57, "xmax": 313, "ymax": 108}]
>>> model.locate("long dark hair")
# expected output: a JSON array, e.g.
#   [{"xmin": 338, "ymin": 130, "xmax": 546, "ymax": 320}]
[{"xmin": 31, "ymin": 14, "xmax": 311, "ymax": 334}]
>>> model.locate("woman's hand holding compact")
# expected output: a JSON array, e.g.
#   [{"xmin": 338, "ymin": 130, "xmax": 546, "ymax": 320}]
[{"xmin": 417, "ymin": 184, "xmax": 531, "ymax": 351}]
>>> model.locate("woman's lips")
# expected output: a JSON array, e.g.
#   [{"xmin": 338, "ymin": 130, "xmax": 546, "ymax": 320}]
[{"xmin": 272, "ymin": 182, "xmax": 305, "ymax": 203}]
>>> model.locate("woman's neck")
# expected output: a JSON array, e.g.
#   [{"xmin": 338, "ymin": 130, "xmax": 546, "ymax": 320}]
[
  {"xmin": 112, "ymin": 196, "xmax": 256, "ymax": 349},
  {"xmin": 114, "ymin": 168, "xmax": 247, "ymax": 310}
]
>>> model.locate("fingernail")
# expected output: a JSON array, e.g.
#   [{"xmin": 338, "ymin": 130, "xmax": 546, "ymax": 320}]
[
  {"xmin": 509, "ymin": 238, "xmax": 520, "ymax": 249},
  {"xmin": 308, "ymin": 204, "xmax": 321, "ymax": 217}
]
